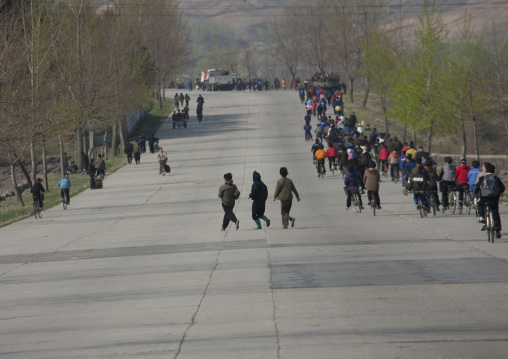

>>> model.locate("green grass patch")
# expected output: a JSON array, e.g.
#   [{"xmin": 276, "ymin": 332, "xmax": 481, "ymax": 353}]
[
  {"xmin": 0, "ymin": 99, "xmax": 172, "ymax": 228},
  {"xmin": 129, "ymin": 99, "xmax": 173, "ymax": 141}
]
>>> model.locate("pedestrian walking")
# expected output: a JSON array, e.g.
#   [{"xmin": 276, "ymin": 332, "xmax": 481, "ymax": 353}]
[
  {"xmin": 248, "ymin": 171, "xmax": 271, "ymax": 229},
  {"xmin": 218, "ymin": 173, "xmax": 240, "ymax": 231},
  {"xmin": 273, "ymin": 167, "xmax": 300, "ymax": 228}
]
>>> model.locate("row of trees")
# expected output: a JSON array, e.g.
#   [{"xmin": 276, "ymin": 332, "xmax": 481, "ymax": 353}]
[
  {"xmin": 0, "ymin": 0, "xmax": 190, "ymax": 206},
  {"xmin": 269, "ymin": 0, "xmax": 508, "ymax": 158}
]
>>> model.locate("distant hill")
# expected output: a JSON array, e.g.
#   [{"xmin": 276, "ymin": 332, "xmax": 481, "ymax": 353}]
[{"xmin": 179, "ymin": 0, "xmax": 508, "ymax": 40}]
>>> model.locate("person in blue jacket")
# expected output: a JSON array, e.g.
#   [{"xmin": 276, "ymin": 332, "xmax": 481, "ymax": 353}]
[
  {"xmin": 467, "ymin": 160, "xmax": 482, "ymax": 193},
  {"xmin": 57, "ymin": 172, "xmax": 72, "ymax": 204}
]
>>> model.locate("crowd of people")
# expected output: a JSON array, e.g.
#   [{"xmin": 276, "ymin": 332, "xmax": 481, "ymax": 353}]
[{"xmin": 299, "ymin": 84, "xmax": 505, "ymax": 238}]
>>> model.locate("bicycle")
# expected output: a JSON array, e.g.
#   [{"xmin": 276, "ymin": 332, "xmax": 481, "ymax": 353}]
[
  {"xmin": 329, "ymin": 158, "xmax": 337, "ymax": 176},
  {"xmin": 484, "ymin": 203, "xmax": 496, "ymax": 243},
  {"xmin": 317, "ymin": 160, "xmax": 326, "ymax": 179},
  {"xmin": 392, "ymin": 166, "xmax": 399, "ymax": 184},
  {"xmin": 62, "ymin": 191, "xmax": 69, "ymax": 210},
  {"xmin": 33, "ymin": 199, "xmax": 43, "ymax": 218},
  {"xmin": 428, "ymin": 189, "xmax": 438, "ymax": 216},
  {"xmin": 446, "ymin": 186, "xmax": 458, "ymax": 214},
  {"xmin": 461, "ymin": 187, "xmax": 471, "ymax": 215},
  {"xmin": 415, "ymin": 191, "xmax": 429, "ymax": 218},
  {"xmin": 381, "ymin": 161, "xmax": 388, "ymax": 177},
  {"xmin": 350, "ymin": 189, "xmax": 362, "ymax": 213},
  {"xmin": 368, "ymin": 192, "xmax": 377, "ymax": 216}
]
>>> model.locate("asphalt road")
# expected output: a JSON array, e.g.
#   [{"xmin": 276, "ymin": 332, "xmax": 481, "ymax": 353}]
[{"xmin": 1, "ymin": 90, "xmax": 508, "ymax": 359}]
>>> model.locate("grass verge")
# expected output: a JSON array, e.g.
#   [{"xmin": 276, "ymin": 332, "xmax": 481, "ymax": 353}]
[{"xmin": 0, "ymin": 99, "xmax": 172, "ymax": 228}]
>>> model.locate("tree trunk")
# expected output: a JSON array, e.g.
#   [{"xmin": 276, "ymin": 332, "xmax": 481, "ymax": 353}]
[
  {"xmin": 10, "ymin": 161, "xmax": 24, "ymax": 207},
  {"xmin": 42, "ymin": 138, "xmax": 49, "ymax": 192},
  {"xmin": 362, "ymin": 77, "xmax": 369, "ymax": 107},
  {"xmin": 82, "ymin": 131, "xmax": 88, "ymax": 156},
  {"xmin": 473, "ymin": 116, "xmax": 480, "ymax": 163},
  {"xmin": 102, "ymin": 129, "xmax": 108, "ymax": 160},
  {"xmin": 30, "ymin": 138, "xmax": 36, "ymax": 184},
  {"xmin": 76, "ymin": 127, "xmax": 83, "ymax": 170},
  {"xmin": 158, "ymin": 83, "xmax": 163, "ymax": 110},
  {"xmin": 112, "ymin": 122, "xmax": 118, "ymax": 156},
  {"xmin": 426, "ymin": 122, "xmax": 433, "ymax": 153},
  {"xmin": 460, "ymin": 123, "xmax": 467, "ymax": 160},
  {"xmin": 412, "ymin": 130, "xmax": 416, "ymax": 145},
  {"xmin": 59, "ymin": 134, "xmax": 65, "ymax": 177},
  {"xmin": 403, "ymin": 125, "xmax": 407, "ymax": 143},
  {"xmin": 381, "ymin": 96, "xmax": 389, "ymax": 134},
  {"xmin": 118, "ymin": 116, "xmax": 126, "ymax": 153},
  {"xmin": 89, "ymin": 129, "xmax": 95, "ymax": 160},
  {"xmin": 348, "ymin": 78, "xmax": 354, "ymax": 103}
]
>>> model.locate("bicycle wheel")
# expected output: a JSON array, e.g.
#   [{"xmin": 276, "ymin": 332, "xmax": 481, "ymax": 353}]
[
  {"xmin": 34, "ymin": 202, "xmax": 38, "ymax": 219},
  {"xmin": 489, "ymin": 211, "xmax": 496, "ymax": 243},
  {"xmin": 430, "ymin": 196, "xmax": 436, "ymax": 216},
  {"xmin": 486, "ymin": 210, "xmax": 492, "ymax": 243},
  {"xmin": 465, "ymin": 194, "xmax": 471, "ymax": 215},
  {"xmin": 449, "ymin": 192, "xmax": 456, "ymax": 214},
  {"xmin": 458, "ymin": 202, "xmax": 463, "ymax": 215},
  {"xmin": 63, "ymin": 195, "xmax": 67, "ymax": 210},
  {"xmin": 352, "ymin": 194, "xmax": 361, "ymax": 213},
  {"xmin": 372, "ymin": 201, "xmax": 376, "ymax": 216},
  {"xmin": 418, "ymin": 198, "xmax": 425, "ymax": 218}
]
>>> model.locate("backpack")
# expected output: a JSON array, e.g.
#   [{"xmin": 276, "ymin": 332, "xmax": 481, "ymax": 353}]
[{"xmin": 481, "ymin": 174, "xmax": 501, "ymax": 197}]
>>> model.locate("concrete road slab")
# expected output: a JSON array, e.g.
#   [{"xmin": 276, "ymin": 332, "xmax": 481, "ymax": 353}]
[{"xmin": 1, "ymin": 90, "xmax": 508, "ymax": 358}]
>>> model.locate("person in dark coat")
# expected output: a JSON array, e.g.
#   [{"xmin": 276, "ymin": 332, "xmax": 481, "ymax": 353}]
[
  {"xmin": 88, "ymin": 159, "xmax": 96, "ymax": 189},
  {"xmin": 248, "ymin": 171, "xmax": 271, "ymax": 229}
]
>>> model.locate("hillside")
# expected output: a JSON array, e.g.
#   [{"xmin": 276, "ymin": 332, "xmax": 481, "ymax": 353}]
[{"xmin": 179, "ymin": 0, "xmax": 508, "ymax": 40}]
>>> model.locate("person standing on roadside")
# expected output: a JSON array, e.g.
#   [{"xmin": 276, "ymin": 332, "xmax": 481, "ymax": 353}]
[
  {"xmin": 248, "ymin": 171, "xmax": 271, "ymax": 229},
  {"xmin": 218, "ymin": 173, "xmax": 240, "ymax": 231},
  {"xmin": 273, "ymin": 167, "xmax": 300, "ymax": 229},
  {"xmin": 133, "ymin": 140, "xmax": 141, "ymax": 164},
  {"xmin": 88, "ymin": 159, "xmax": 96, "ymax": 189}
]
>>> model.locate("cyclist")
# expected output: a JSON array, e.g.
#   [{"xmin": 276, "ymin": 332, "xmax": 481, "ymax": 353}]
[
  {"xmin": 399, "ymin": 150, "xmax": 407, "ymax": 186},
  {"xmin": 31, "ymin": 178, "xmax": 45, "ymax": 210},
  {"xmin": 344, "ymin": 164, "xmax": 364, "ymax": 210},
  {"xmin": 363, "ymin": 161, "xmax": 381, "ymax": 209},
  {"xmin": 299, "ymin": 87, "xmax": 305, "ymax": 103},
  {"xmin": 388, "ymin": 150, "xmax": 400, "ymax": 182},
  {"xmin": 57, "ymin": 172, "xmax": 71, "ymax": 205},
  {"xmin": 438, "ymin": 157, "xmax": 456, "ymax": 211},
  {"xmin": 467, "ymin": 160, "xmax": 482, "ymax": 193},
  {"xmin": 454, "ymin": 159, "xmax": 471, "ymax": 208},
  {"xmin": 157, "ymin": 147, "xmax": 168, "ymax": 174},
  {"xmin": 475, "ymin": 163, "xmax": 505, "ymax": 238},
  {"xmin": 409, "ymin": 158, "xmax": 430, "ymax": 209},
  {"xmin": 326, "ymin": 144, "xmax": 337, "ymax": 171},
  {"xmin": 304, "ymin": 123, "xmax": 312, "ymax": 141},
  {"xmin": 426, "ymin": 163, "xmax": 441, "ymax": 211},
  {"xmin": 378, "ymin": 144, "xmax": 389, "ymax": 174},
  {"xmin": 403, "ymin": 154, "xmax": 416, "ymax": 186},
  {"xmin": 314, "ymin": 146, "xmax": 327, "ymax": 176},
  {"xmin": 311, "ymin": 139, "xmax": 321, "ymax": 161}
]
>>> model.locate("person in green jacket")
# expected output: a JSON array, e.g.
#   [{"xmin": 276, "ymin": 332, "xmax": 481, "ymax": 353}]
[
  {"xmin": 273, "ymin": 167, "xmax": 300, "ymax": 228},
  {"xmin": 218, "ymin": 173, "xmax": 240, "ymax": 231}
]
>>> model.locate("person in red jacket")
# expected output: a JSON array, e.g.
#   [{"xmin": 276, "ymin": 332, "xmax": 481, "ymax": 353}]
[
  {"xmin": 326, "ymin": 144, "xmax": 338, "ymax": 170},
  {"xmin": 454, "ymin": 158, "xmax": 471, "ymax": 207},
  {"xmin": 378, "ymin": 144, "xmax": 390, "ymax": 174}
]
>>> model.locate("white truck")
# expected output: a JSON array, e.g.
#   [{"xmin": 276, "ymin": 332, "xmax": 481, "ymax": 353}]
[{"xmin": 200, "ymin": 69, "xmax": 235, "ymax": 91}]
